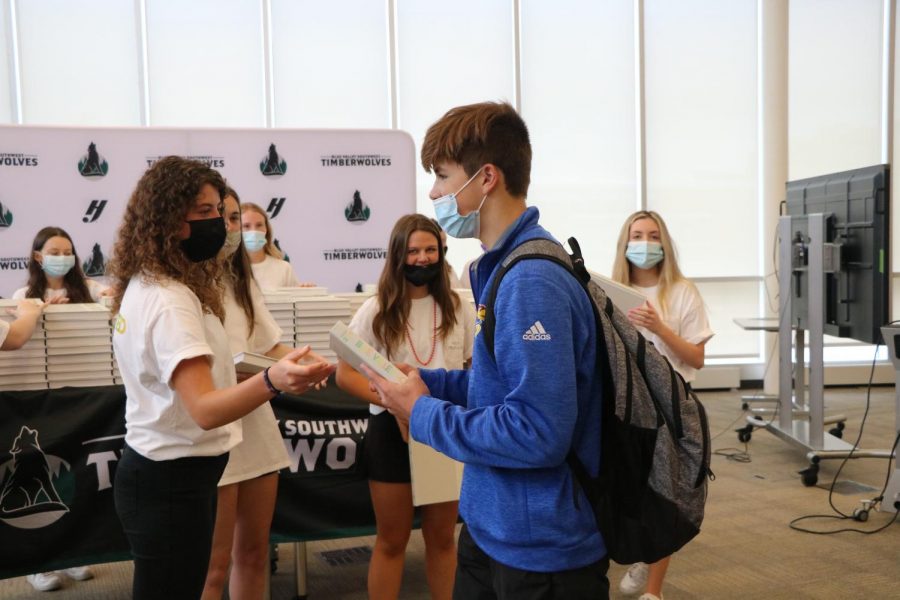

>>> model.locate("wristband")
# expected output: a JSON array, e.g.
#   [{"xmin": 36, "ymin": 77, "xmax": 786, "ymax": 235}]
[{"xmin": 262, "ymin": 367, "xmax": 281, "ymax": 395}]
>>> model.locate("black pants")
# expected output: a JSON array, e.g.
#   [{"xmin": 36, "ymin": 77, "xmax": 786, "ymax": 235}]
[
  {"xmin": 454, "ymin": 524, "xmax": 610, "ymax": 600},
  {"xmin": 114, "ymin": 444, "xmax": 228, "ymax": 600}
]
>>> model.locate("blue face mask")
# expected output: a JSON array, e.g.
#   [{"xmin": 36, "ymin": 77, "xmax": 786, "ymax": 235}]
[
  {"xmin": 242, "ymin": 230, "xmax": 267, "ymax": 252},
  {"xmin": 433, "ymin": 167, "xmax": 486, "ymax": 239},
  {"xmin": 625, "ymin": 241, "xmax": 664, "ymax": 270},
  {"xmin": 41, "ymin": 254, "xmax": 76, "ymax": 278}
]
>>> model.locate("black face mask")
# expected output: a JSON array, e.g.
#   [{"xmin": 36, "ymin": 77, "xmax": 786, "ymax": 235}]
[
  {"xmin": 180, "ymin": 217, "xmax": 227, "ymax": 263},
  {"xmin": 403, "ymin": 263, "xmax": 442, "ymax": 287}
]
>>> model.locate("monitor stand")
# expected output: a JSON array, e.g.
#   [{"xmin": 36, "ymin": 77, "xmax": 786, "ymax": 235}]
[{"xmin": 747, "ymin": 214, "xmax": 896, "ymax": 490}]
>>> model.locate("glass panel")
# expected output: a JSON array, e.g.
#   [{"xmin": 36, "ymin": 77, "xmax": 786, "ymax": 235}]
[
  {"xmin": 520, "ymin": 0, "xmax": 636, "ymax": 275},
  {"xmin": 146, "ymin": 0, "xmax": 264, "ymax": 127},
  {"xmin": 644, "ymin": 0, "xmax": 758, "ymax": 278},
  {"xmin": 396, "ymin": 0, "xmax": 515, "ymax": 271},
  {"xmin": 16, "ymin": 0, "xmax": 140, "ymax": 125},
  {"xmin": 789, "ymin": 0, "xmax": 882, "ymax": 181},
  {"xmin": 0, "ymin": 0, "xmax": 11, "ymax": 123},
  {"xmin": 270, "ymin": 0, "xmax": 390, "ymax": 128}
]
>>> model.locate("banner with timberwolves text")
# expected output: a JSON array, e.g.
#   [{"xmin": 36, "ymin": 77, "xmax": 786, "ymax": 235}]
[
  {"xmin": 0, "ymin": 127, "xmax": 416, "ymax": 297},
  {"xmin": 0, "ymin": 385, "xmax": 373, "ymax": 579}
]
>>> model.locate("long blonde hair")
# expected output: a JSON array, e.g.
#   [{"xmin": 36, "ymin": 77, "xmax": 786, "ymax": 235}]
[{"xmin": 612, "ymin": 210, "xmax": 688, "ymax": 318}]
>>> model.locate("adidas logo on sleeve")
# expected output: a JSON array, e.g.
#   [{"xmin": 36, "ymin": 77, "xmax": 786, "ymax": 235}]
[{"xmin": 522, "ymin": 321, "xmax": 552, "ymax": 341}]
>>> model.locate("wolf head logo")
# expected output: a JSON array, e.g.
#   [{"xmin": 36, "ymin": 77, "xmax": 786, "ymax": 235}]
[{"xmin": 0, "ymin": 426, "xmax": 71, "ymax": 529}]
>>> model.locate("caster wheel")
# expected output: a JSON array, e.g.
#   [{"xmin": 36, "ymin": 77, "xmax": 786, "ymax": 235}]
[
  {"xmin": 853, "ymin": 509, "xmax": 869, "ymax": 522},
  {"xmin": 741, "ymin": 402, "xmax": 749, "ymax": 411},
  {"xmin": 735, "ymin": 424, "xmax": 753, "ymax": 443},
  {"xmin": 799, "ymin": 464, "xmax": 819, "ymax": 487},
  {"xmin": 828, "ymin": 426, "xmax": 843, "ymax": 439}
]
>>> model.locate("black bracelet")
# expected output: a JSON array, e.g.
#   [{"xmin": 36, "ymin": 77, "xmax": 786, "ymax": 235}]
[{"xmin": 262, "ymin": 367, "xmax": 281, "ymax": 395}]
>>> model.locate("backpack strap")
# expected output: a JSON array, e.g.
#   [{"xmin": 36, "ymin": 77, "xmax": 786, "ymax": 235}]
[
  {"xmin": 481, "ymin": 237, "xmax": 608, "ymax": 510},
  {"xmin": 482, "ymin": 238, "xmax": 586, "ymax": 360}
]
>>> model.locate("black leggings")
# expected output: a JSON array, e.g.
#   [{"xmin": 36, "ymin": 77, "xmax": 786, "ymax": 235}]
[{"xmin": 114, "ymin": 445, "xmax": 228, "ymax": 600}]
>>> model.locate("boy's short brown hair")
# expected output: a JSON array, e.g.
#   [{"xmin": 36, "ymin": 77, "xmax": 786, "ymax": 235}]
[{"xmin": 421, "ymin": 101, "xmax": 532, "ymax": 197}]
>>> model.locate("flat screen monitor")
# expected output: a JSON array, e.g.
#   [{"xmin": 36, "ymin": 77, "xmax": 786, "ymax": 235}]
[{"xmin": 785, "ymin": 164, "xmax": 890, "ymax": 344}]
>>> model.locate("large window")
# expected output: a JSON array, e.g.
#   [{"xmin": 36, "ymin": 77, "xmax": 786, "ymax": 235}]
[
  {"xmin": 270, "ymin": 0, "xmax": 390, "ymax": 128},
  {"xmin": 395, "ymin": 0, "xmax": 515, "ymax": 266},
  {"xmin": 644, "ymin": 0, "xmax": 759, "ymax": 359},
  {"xmin": 145, "ymin": 0, "xmax": 265, "ymax": 127},
  {"xmin": 789, "ymin": 0, "xmax": 882, "ymax": 181},
  {"xmin": 520, "ymin": 0, "xmax": 636, "ymax": 275},
  {"xmin": 16, "ymin": 0, "xmax": 141, "ymax": 126},
  {"xmin": 0, "ymin": 1, "xmax": 11, "ymax": 123}
]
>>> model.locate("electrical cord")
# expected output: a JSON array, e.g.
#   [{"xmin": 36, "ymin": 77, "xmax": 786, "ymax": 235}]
[
  {"xmin": 790, "ymin": 431, "xmax": 899, "ymax": 535},
  {"xmin": 789, "ymin": 329, "xmax": 900, "ymax": 536}
]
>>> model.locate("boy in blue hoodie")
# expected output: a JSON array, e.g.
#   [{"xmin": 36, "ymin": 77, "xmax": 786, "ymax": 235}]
[{"xmin": 363, "ymin": 101, "xmax": 608, "ymax": 599}]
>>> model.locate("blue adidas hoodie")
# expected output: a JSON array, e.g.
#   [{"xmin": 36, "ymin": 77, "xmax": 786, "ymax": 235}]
[{"xmin": 410, "ymin": 206, "xmax": 606, "ymax": 572}]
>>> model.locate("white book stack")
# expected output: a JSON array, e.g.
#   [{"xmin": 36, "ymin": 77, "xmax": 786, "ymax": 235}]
[
  {"xmin": 332, "ymin": 291, "xmax": 375, "ymax": 318},
  {"xmin": 295, "ymin": 296, "xmax": 352, "ymax": 362},
  {"xmin": 262, "ymin": 293, "xmax": 297, "ymax": 345},
  {"xmin": 43, "ymin": 304, "xmax": 116, "ymax": 389},
  {"xmin": 0, "ymin": 299, "xmax": 48, "ymax": 391}
]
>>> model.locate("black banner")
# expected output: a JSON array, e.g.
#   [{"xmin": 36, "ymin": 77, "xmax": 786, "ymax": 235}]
[{"xmin": 0, "ymin": 383, "xmax": 374, "ymax": 579}]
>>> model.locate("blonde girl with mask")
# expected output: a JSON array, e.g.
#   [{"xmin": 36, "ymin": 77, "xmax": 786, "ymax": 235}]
[
  {"xmin": 336, "ymin": 214, "xmax": 474, "ymax": 600},
  {"xmin": 612, "ymin": 210, "xmax": 714, "ymax": 600},
  {"xmin": 240, "ymin": 202, "xmax": 305, "ymax": 289}
]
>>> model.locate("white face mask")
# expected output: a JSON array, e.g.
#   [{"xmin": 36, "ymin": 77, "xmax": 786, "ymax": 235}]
[
  {"xmin": 41, "ymin": 254, "xmax": 76, "ymax": 277},
  {"xmin": 432, "ymin": 167, "xmax": 486, "ymax": 239},
  {"xmin": 242, "ymin": 230, "xmax": 267, "ymax": 252}
]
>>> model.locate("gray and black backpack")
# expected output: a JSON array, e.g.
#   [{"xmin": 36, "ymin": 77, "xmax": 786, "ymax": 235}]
[{"xmin": 482, "ymin": 237, "xmax": 712, "ymax": 565}]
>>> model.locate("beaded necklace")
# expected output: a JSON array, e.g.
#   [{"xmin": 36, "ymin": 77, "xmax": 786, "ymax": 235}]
[{"xmin": 405, "ymin": 297, "xmax": 438, "ymax": 366}]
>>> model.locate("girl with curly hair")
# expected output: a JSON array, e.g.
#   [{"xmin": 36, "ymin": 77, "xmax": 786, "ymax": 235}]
[{"xmin": 108, "ymin": 156, "xmax": 333, "ymax": 600}]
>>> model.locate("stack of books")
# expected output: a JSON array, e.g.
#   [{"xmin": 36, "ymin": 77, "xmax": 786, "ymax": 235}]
[
  {"xmin": 261, "ymin": 292, "xmax": 298, "ymax": 345},
  {"xmin": 332, "ymin": 291, "xmax": 375, "ymax": 318},
  {"xmin": 294, "ymin": 296, "xmax": 352, "ymax": 362},
  {"xmin": 262, "ymin": 287, "xmax": 329, "ymax": 345},
  {"xmin": 44, "ymin": 304, "xmax": 117, "ymax": 389},
  {"xmin": 0, "ymin": 299, "xmax": 48, "ymax": 391}
]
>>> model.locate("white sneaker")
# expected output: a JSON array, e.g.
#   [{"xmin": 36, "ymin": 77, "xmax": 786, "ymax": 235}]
[
  {"xmin": 61, "ymin": 566, "xmax": 94, "ymax": 581},
  {"xmin": 26, "ymin": 573, "xmax": 62, "ymax": 592},
  {"xmin": 638, "ymin": 594, "xmax": 663, "ymax": 600},
  {"xmin": 619, "ymin": 562, "xmax": 649, "ymax": 595}
]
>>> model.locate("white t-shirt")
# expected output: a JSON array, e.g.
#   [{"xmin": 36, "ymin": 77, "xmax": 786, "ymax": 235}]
[
  {"xmin": 220, "ymin": 277, "xmax": 290, "ymax": 485},
  {"xmin": 251, "ymin": 255, "xmax": 299, "ymax": 290},
  {"xmin": 223, "ymin": 277, "xmax": 282, "ymax": 355},
  {"xmin": 0, "ymin": 319, "xmax": 9, "ymax": 348},
  {"xmin": 631, "ymin": 280, "xmax": 714, "ymax": 383},
  {"xmin": 348, "ymin": 293, "xmax": 476, "ymax": 415},
  {"xmin": 113, "ymin": 276, "xmax": 240, "ymax": 460},
  {"xmin": 13, "ymin": 279, "xmax": 107, "ymax": 302}
]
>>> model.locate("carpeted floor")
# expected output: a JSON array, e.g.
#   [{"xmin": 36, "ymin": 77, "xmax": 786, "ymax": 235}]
[{"xmin": 1, "ymin": 386, "xmax": 898, "ymax": 599}]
